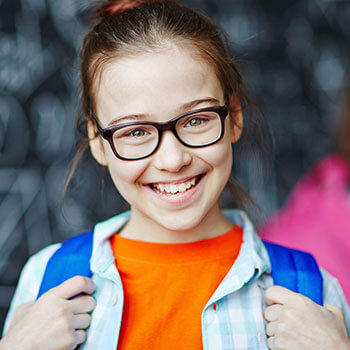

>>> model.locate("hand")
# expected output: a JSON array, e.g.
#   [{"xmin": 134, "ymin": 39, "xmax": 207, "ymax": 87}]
[
  {"xmin": 264, "ymin": 285, "xmax": 350, "ymax": 350},
  {"xmin": 0, "ymin": 276, "xmax": 96, "ymax": 350}
]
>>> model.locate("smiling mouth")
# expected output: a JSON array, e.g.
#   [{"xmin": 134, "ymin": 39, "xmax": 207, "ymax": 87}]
[{"xmin": 150, "ymin": 175, "xmax": 203, "ymax": 195}]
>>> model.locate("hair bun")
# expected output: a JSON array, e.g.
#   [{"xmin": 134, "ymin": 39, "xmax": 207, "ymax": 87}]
[{"xmin": 94, "ymin": 0, "xmax": 168, "ymax": 18}]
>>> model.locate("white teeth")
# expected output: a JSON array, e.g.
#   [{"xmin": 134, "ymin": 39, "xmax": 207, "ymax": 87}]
[
  {"xmin": 170, "ymin": 185, "xmax": 177, "ymax": 194},
  {"xmin": 152, "ymin": 176, "xmax": 199, "ymax": 194},
  {"xmin": 179, "ymin": 183, "xmax": 186, "ymax": 192}
]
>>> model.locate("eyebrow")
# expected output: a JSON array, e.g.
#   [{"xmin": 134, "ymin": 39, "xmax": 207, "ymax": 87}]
[{"xmin": 107, "ymin": 97, "xmax": 221, "ymax": 126}]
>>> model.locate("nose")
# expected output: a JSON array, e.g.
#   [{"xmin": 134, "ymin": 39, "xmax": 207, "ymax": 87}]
[{"xmin": 152, "ymin": 131, "xmax": 192, "ymax": 172}]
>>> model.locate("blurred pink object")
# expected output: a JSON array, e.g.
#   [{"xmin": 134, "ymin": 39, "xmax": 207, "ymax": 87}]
[{"xmin": 260, "ymin": 155, "xmax": 350, "ymax": 302}]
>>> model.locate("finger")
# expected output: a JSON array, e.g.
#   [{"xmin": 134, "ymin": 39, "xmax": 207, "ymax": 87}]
[
  {"xmin": 265, "ymin": 321, "xmax": 278, "ymax": 337},
  {"xmin": 264, "ymin": 304, "xmax": 283, "ymax": 322},
  {"xmin": 266, "ymin": 335, "xmax": 275, "ymax": 350},
  {"xmin": 72, "ymin": 313, "xmax": 92, "ymax": 330},
  {"xmin": 73, "ymin": 329, "xmax": 87, "ymax": 347},
  {"xmin": 265, "ymin": 285, "xmax": 296, "ymax": 306},
  {"xmin": 46, "ymin": 276, "xmax": 95, "ymax": 300},
  {"xmin": 69, "ymin": 295, "xmax": 96, "ymax": 314}
]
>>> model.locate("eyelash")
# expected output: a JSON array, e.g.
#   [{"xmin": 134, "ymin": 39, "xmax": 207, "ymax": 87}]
[
  {"xmin": 125, "ymin": 128, "xmax": 150, "ymax": 137},
  {"xmin": 184, "ymin": 117, "xmax": 207, "ymax": 127}
]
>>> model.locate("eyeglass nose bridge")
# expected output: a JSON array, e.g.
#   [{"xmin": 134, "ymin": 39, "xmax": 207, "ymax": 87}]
[{"xmin": 152, "ymin": 117, "xmax": 188, "ymax": 153}]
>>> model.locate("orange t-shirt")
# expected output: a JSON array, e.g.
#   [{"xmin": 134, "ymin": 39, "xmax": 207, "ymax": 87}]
[{"xmin": 111, "ymin": 225, "xmax": 243, "ymax": 349}]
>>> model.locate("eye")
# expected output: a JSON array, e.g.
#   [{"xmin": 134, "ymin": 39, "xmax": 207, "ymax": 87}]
[
  {"xmin": 125, "ymin": 128, "xmax": 149, "ymax": 137},
  {"xmin": 185, "ymin": 117, "xmax": 206, "ymax": 127}
]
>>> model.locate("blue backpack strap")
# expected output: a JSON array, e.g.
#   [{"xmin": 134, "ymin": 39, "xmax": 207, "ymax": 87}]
[
  {"xmin": 36, "ymin": 232, "xmax": 93, "ymax": 300},
  {"xmin": 263, "ymin": 241, "xmax": 323, "ymax": 306}
]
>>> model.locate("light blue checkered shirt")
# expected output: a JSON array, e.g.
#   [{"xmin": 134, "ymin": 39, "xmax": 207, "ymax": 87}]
[{"xmin": 4, "ymin": 209, "xmax": 350, "ymax": 349}]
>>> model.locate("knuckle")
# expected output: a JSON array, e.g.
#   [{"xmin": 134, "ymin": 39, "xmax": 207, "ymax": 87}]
[
  {"xmin": 267, "ymin": 336, "xmax": 274, "ymax": 349},
  {"xmin": 276, "ymin": 323, "xmax": 287, "ymax": 337},
  {"xmin": 273, "ymin": 329, "xmax": 291, "ymax": 349},
  {"xmin": 276, "ymin": 325, "xmax": 295, "ymax": 347},
  {"xmin": 265, "ymin": 286, "xmax": 275, "ymax": 298},
  {"xmin": 64, "ymin": 329, "xmax": 75, "ymax": 347},
  {"xmin": 294, "ymin": 292, "xmax": 308, "ymax": 306},
  {"xmin": 287, "ymin": 293, "xmax": 305, "ymax": 310},
  {"xmin": 266, "ymin": 322, "xmax": 273, "ymax": 336},
  {"xmin": 278, "ymin": 307, "xmax": 288, "ymax": 321},
  {"xmin": 61, "ymin": 317, "xmax": 72, "ymax": 331},
  {"xmin": 42, "ymin": 284, "xmax": 62, "ymax": 299},
  {"xmin": 55, "ymin": 304, "xmax": 69, "ymax": 320},
  {"xmin": 77, "ymin": 295, "xmax": 96, "ymax": 311},
  {"xmin": 274, "ymin": 335, "xmax": 284, "ymax": 349},
  {"xmin": 77, "ymin": 329, "xmax": 87, "ymax": 345},
  {"xmin": 72, "ymin": 276, "xmax": 87, "ymax": 289},
  {"xmin": 88, "ymin": 296, "xmax": 96, "ymax": 309},
  {"xmin": 266, "ymin": 304, "xmax": 282, "ymax": 321},
  {"xmin": 82, "ymin": 313, "xmax": 92, "ymax": 327},
  {"xmin": 55, "ymin": 315, "xmax": 74, "ymax": 343}
]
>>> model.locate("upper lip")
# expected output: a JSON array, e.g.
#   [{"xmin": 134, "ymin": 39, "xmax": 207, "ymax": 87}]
[{"xmin": 146, "ymin": 174, "xmax": 204, "ymax": 185}]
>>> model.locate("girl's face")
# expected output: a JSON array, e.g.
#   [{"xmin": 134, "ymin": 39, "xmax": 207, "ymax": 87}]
[{"xmin": 89, "ymin": 45, "xmax": 242, "ymax": 240}]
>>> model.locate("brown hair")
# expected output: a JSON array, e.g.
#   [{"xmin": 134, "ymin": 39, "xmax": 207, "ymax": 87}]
[{"xmin": 65, "ymin": 0, "xmax": 272, "ymax": 211}]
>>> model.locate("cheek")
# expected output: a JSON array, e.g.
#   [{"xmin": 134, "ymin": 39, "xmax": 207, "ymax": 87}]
[
  {"xmin": 198, "ymin": 135, "xmax": 233, "ymax": 172},
  {"xmin": 103, "ymin": 145, "xmax": 148, "ymax": 185}
]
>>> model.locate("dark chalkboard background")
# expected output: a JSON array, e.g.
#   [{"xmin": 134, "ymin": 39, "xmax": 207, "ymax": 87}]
[{"xmin": 0, "ymin": 0, "xmax": 349, "ymax": 331}]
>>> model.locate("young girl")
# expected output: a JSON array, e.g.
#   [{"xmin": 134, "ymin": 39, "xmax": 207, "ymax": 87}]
[{"xmin": 1, "ymin": 1, "xmax": 350, "ymax": 349}]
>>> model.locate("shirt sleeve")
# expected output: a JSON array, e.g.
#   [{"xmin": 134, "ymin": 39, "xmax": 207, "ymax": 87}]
[
  {"xmin": 2, "ymin": 243, "xmax": 61, "ymax": 336},
  {"xmin": 321, "ymin": 268, "xmax": 350, "ymax": 335}
]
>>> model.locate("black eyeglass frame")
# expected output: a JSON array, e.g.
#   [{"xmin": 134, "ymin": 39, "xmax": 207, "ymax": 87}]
[{"xmin": 95, "ymin": 105, "xmax": 229, "ymax": 161}]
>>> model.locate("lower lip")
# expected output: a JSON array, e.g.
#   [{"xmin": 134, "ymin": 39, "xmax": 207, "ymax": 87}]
[{"xmin": 144, "ymin": 175, "xmax": 205, "ymax": 205}]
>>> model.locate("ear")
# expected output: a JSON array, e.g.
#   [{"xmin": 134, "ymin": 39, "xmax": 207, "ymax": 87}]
[
  {"xmin": 229, "ymin": 95, "xmax": 243, "ymax": 144},
  {"xmin": 87, "ymin": 120, "xmax": 108, "ymax": 166}
]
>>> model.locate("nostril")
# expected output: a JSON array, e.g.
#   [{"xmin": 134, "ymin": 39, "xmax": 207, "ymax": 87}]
[{"xmin": 152, "ymin": 136, "xmax": 192, "ymax": 171}]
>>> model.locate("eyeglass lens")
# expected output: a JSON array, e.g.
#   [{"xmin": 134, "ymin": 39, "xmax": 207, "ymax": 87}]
[{"xmin": 113, "ymin": 110, "xmax": 222, "ymax": 159}]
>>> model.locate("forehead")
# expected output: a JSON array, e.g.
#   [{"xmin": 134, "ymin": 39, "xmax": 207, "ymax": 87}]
[{"xmin": 94, "ymin": 44, "xmax": 224, "ymax": 123}]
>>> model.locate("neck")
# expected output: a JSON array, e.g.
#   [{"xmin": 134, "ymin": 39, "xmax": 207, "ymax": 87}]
[{"xmin": 119, "ymin": 205, "xmax": 233, "ymax": 243}]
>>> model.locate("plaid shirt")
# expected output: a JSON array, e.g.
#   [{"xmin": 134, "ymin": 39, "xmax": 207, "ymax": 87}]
[{"xmin": 4, "ymin": 209, "xmax": 350, "ymax": 349}]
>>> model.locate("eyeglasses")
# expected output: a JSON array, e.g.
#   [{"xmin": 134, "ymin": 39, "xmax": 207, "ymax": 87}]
[{"xmin": 95, "ymin": 105, "xmax": 229, "ymax": 161}]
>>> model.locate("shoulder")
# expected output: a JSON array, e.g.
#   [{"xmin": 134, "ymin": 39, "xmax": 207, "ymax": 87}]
[
  {"xmin": 20, "ymin": 243, "xmax": 62, "ymax": 292},
  {"xmin": 3, "ymin": 243, "xmax": 61, "ymax": 335}
]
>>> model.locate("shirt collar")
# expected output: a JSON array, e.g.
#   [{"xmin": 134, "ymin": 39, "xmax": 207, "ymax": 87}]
[
  {"xmin": 90, "ymin": 210, "xmax": 131, "ymax": 281},
  {"xmin": 89, "ymin": 209, "xmax": 271, "ymax": 294}
]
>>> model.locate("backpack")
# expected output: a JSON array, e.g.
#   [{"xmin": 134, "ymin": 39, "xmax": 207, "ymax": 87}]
[{"xmin": 36, "ymin": 232, "xmax": 323, "ymax": 305}]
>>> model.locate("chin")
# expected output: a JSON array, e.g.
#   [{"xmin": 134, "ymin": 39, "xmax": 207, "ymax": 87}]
[{"xmin": 156, "ymin": 214, "xmax": 203, "ymax": 233}]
